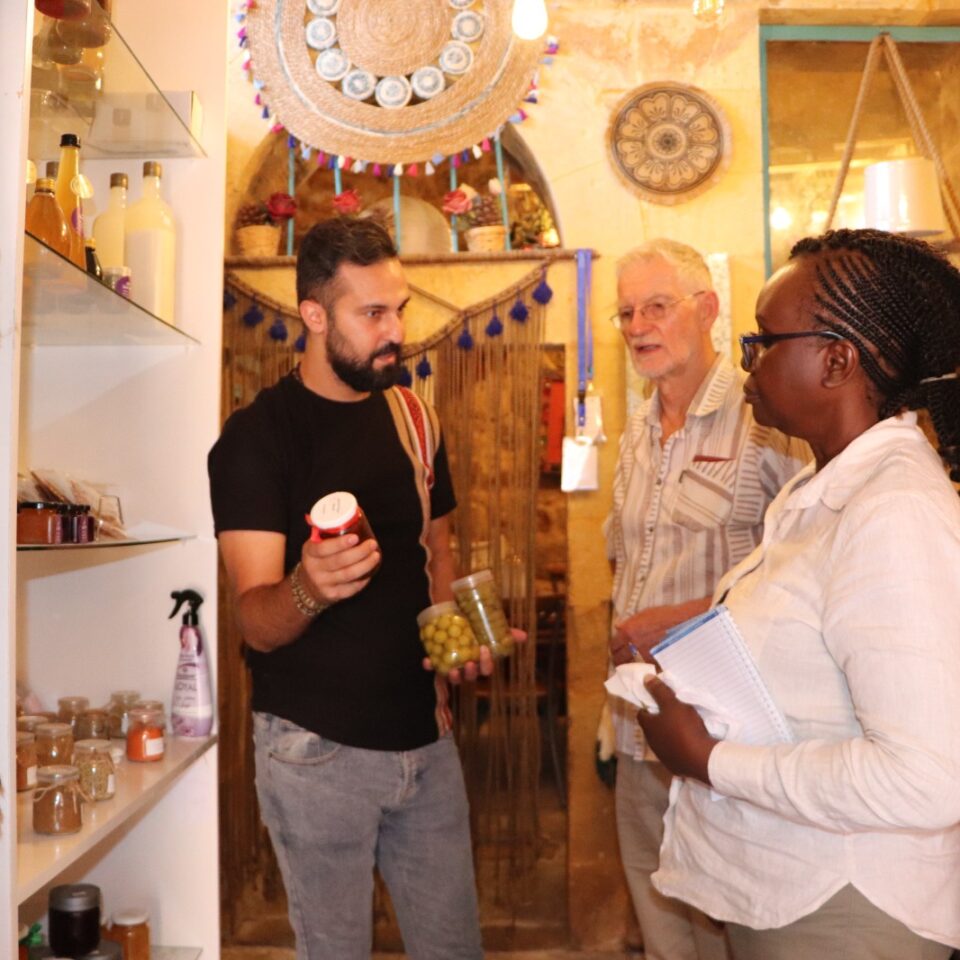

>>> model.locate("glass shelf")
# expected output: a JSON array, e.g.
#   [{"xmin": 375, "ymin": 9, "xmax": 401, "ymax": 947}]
[
  {"xmin": 29, "ymin": 9, "xmax": 203, "ymax": 161},
  {"xmin": 22, "ymin": 233, "xmax": 198, "ymax": 346},
  {"xmin": 16, "ymin": 521, "xmax": 195, "ymax": 552}
]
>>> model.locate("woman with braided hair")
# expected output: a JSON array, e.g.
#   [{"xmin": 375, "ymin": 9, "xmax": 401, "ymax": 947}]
[{"xmin": 633, "ymin": 228, "xmax": 960, "ymax": 960}]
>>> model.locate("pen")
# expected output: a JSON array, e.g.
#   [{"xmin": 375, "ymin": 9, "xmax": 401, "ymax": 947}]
[{"xmin": 628, "ymin": 642, "xmax": 640, "ymax": 661}]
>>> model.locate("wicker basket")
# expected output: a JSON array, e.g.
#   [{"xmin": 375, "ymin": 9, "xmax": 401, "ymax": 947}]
[
  {"xmin": 235, "ymin": 223, "xmax": 281, "ymax": 257},
  {"xmin": 464, "ymin": 225, "xmax": 507, "ymax": 253}
]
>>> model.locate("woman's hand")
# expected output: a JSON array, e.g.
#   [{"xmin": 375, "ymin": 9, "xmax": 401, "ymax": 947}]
[{"xmin": 637, "ymin": 674, "xmax": 719, "ymax": 785}]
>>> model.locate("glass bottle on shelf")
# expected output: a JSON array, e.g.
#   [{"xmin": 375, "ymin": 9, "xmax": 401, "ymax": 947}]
[
  {"xmin": 25, "ymin": 177, "xmax": 71, "ymax": 258},
  {"xmin": 126, "ymin": 161, "xmax": 176, "ymax": 323},
  {"xmin": 93, "ymin": 172, "xmax": 127, "ymax": 270},
  {"xmin": 85, "ymin": 237, "xmax": 103, "ymax": 280},
  {"xmin": 54, "ymin": 133, "xmax": 86, "ymax": 268},
  {"xmin": 58, "ymin": 48, "xmax": 104, "ymax": 107}
]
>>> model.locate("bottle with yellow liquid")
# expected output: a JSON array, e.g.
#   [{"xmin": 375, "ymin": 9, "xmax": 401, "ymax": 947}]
[
  {"xmin": 126, "ymin": 161, "xmax": 176, "ymax": 323},
  {"xmin": 25, "ymin": 177, "xmax": 71, "ymax": 259},
  {"xmin": 93, "ymin": 172, "xmax": 127, "ymax": 270},
  {"xmin": 54, "ymin": 133, "xmax": 85, "ymax": 268}
]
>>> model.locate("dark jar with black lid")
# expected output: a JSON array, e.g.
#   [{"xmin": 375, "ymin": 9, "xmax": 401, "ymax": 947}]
[{"xmin": 49, "ymin": 882, "xmax": 101, "ymax": 958}]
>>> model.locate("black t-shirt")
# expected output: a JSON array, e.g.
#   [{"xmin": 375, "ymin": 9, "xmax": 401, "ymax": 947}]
[{"xmin": 208, "ymin": 373, "xmax": 456, "ymax": 751}]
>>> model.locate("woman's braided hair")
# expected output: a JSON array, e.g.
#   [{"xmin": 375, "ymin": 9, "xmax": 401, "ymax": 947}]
[{"xmin": 790, "ymin": 228, "xmax": 960, "ymax": 481}]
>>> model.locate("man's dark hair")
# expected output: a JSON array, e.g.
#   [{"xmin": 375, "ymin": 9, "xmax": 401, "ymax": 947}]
[
  {"xmin": 790, "ymin": 228, "xmax": 960, "ymax": 479},
  {"xmin": 296, "ymin": 216, "xmax": 397, "ymax": 306}
]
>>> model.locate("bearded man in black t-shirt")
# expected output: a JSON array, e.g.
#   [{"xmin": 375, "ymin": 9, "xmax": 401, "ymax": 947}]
[{"xmin": 209, "ymin": 217, "xmax": 497, "ymax": 960}]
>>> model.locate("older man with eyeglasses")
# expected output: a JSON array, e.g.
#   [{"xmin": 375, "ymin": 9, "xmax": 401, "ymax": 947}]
[{"xmin": 604, "ymin": 239, "xmax": 809, "ymax": 960}]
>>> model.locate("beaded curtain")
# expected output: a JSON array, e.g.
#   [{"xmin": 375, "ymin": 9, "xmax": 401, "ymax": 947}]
[{"xmin": 219, "ymin": 263, "xmax": 553, "ymax": 940}]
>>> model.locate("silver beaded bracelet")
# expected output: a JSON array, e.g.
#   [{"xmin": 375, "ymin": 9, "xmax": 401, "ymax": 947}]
[{"xmin": 290, "ymin": 561, "xmax": 329, "ymax": 618}]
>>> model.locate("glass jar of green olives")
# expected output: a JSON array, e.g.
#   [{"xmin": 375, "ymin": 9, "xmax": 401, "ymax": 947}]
[
  {"xmin": 417, "ymin": 601, "xmax": 481, "ymax": 674},
  {"xmin": 451, "ymin": 570, "xmax": 514, "ymax": 658}
]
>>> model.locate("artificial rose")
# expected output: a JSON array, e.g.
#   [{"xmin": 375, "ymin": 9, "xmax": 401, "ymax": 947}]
[
  {"xmin": 266, "ymin": 192, "xmax": 296, "ymax": 222},
  {"xmin": 332, "ymin": 189, "xmax": 362, "ymax": 215},
  {"xmin": 442, "ymin": 189, "xmax": 472, "ymax": 216}
]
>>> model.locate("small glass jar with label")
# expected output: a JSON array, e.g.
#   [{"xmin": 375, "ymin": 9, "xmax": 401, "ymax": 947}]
[
  {"xmin": 58, "ymin": 695, "xmax": 90, "ymax": 733},
  {"xmin": 126, "ymin": 707, "xmax": 165, "ymax": 762},
  {"xmin": 36, "ymin": 720, "xmax": 74, "ymax": 765},
  {"xmin": 107, "ymin": 690, "xmax": 141, "ymax": 738},
  {"xmin": 33, "ymin": 765, "xmax": 83, "ymax": 835},
  {"xmin": 16, "ymin": 732, "xmax": 38, "ymax": 792},
  {"xmin": 74, "ymin": 738, "xmax": 116, "ymax": 800},
  {"xmin": 76, "ymin": 708, "xmax": 111, "ymax": 740}
]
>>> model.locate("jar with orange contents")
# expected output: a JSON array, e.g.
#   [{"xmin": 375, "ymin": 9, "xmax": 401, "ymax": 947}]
[
  {"xmin": 101, "ymin": 909, "xmax": 150, "ymax": 960},
  {"xmin": 126, "ymin": 707, "xmax": 165, "ymax": 762}
]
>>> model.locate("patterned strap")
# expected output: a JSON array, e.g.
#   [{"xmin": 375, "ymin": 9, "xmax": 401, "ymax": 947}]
[{"xmin": 383, "ymin": 386, "xmax": 452, "ymax": 736}]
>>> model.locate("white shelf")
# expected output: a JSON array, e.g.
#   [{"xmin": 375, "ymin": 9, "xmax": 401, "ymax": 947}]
[
  {"xmin": 17, "ymin": 522, "xmax": 195, "ymax": 552},
  {"xmin": 30, "ymin": 10, "xmax": 203, "ymax": 162},
  {"xmin": 17, "ymin": 734, "xmax": 216, "ymax": 903},
  {"xmin": 153, "ymin": 950, "xmax": 201, "ymax": 960},
  {"xmin": 22, "ymin": 234, "xmax": 198, "ymax": 347}
]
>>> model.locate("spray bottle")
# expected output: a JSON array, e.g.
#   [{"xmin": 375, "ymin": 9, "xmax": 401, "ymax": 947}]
[{"xmin": 169, "ymin": 589, "xmax": 214, "ymax": 737}]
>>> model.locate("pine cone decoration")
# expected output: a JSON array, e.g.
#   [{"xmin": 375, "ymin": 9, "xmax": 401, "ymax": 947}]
[
  {"xmin": 236, "ymin": 202, "xmax": 269, "ymax": 228},
  {"xmin": 469, "ymin": 194, "xmax": 502, "ymax": 227}
]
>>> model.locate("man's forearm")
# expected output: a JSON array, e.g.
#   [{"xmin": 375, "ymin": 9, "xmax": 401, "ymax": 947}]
[{"xmin": 235, "ymin": 569, "xmax": 320, "ymax": 652}]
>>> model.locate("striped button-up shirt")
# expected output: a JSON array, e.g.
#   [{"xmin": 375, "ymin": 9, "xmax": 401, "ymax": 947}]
[{"xmin": 608, "ymin": 354, "xmax": 809, "ymax": 758}]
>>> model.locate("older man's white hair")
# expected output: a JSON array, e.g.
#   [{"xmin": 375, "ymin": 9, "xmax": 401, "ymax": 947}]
[{"xmin": 617, "ymin": 239, "xmax": 713, "ymax": 295}]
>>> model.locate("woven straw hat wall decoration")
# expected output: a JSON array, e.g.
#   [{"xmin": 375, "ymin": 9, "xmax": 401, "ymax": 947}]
[{"xmin": 242, "ymin": 0, "xmax": 544, "ymax": 167}]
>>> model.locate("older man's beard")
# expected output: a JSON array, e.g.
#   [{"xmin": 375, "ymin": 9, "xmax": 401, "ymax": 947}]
[{"xmin": 326, "ymin": 318, "xmax": 403, "ymax": 393}]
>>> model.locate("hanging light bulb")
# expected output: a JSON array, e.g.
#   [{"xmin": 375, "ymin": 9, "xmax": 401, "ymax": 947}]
[
  {"xmin": 512, "ymin": 0, "xmax": 548, "ymax": 40},
  {"xmin": 692, "ymin": 0, "xmax": 725, "ymax": 22}
]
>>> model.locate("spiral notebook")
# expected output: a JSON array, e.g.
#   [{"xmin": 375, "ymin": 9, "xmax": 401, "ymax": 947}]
[{"xmin": 651, "ymin": 605, "xmax": 793, "ymax": 746}]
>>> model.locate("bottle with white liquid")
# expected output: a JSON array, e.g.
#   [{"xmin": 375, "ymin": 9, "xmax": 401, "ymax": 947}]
[
  {"xmin": 93, "ymin": 172, "xmax": 127, "ymax": 270},
  {"xmin": 126, "ymin": 161, "xmax": 176, "ymax": 322}
]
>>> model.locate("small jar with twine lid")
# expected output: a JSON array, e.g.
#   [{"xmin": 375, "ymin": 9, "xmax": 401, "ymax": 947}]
[
  {"xmin": 33, "ymin": 765, "xmax": 85, "ymax": 835},
  {"xmin": 74, "ymin": 739, "xmax": 116, "ymax": 801}
]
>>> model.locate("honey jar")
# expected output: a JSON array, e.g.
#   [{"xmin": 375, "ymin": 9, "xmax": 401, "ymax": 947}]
[
  {"xmin": 17, "ymin": 731, "xmax": 38, "ymax": 792},
  {"xmin": 101, "ymin": 909, "xmax": 151, "ymax": 960},
  {"xmin": 33, "ymin": 765, "xmax": 83, "ymax": 835},
  {"xmin": 58, "ymin": 695, "xmax": 90, "ymax": 733},
  {"xmin": 107, "ymin": 690, "xmax": 141, "ymax": 738},
  {"xmin": 36, "ymin": 720, "xmax": 74, "ymax": 765},
  {"xmin": 77, "ymin": 708, "xmax": 112, "ymax": 740},
  {"xmin": 16, "ymin": 501, "xmax": 64, "ymax": 544}
]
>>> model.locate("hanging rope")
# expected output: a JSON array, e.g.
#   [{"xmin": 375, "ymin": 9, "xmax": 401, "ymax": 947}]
[{"xmin": 825, "ymin": 32, "xmax": 960, "ymax": 239}]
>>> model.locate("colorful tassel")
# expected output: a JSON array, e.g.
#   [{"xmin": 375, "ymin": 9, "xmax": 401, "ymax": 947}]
[
  {"xmin": 294, "ymin": 332, "xmax": 307, "ymax": 352},
  {"xmin": 509, "ymin": 298, "xmax": 528, "ymax": 323},
  {"xmin": 253, "ymin": 79, "xmax": 265, "ymax": 90},
  {"xmin": 424, "ymin": 161, "xmax": 435, "ymax": 176},
  {"xmin": 271, "ymin": 123, "xmax": 284, "ymax": 134},
  {"xmin": 398, "ymin": 366, "xmax": 413, "ymax": 388},
  {"xmin": 268, "ymin": 316, "xmax": 288, "ymax": 341},
  {"xmin": 452, "ymin": 154, "xmax": 461, "ymax": 168},
  {"xmin": 287, "ymin": 135, "xmax": 296, "ymax": 149},
  {"xmin": 415, "ymin": 357, "xmax": 433, "ymax": 379},
  {"xmin": 472, "ymin": 144, "xmax": 482, "ymax": 159},
  {"xmin": 261, "ymin": 106, "xmax": 269, "ymax": 118},
  {"xmin": 432, "ymin": 152, "xmax": 444, "ymax": 165},
  {"xmin": 485, "ymin": 312, "xmax": 503, "ymax": 337},
  {"xmin": 242, "ymin": 304, "xmax": 264, "ymax": 327},
  {"xmin": 223, "ymin": 289, "xmax": 237, "ymax": 311},
  {"xmin": 460, "ymin": 149, "xmax": 470, "ymax": 163},
  {"xmin": 254, "ymin": 94, "xmax": 262, "ymax": 105},
  {"xmin": 457, "ymin": 326, "xmax": 474, "ymax": 350},
  {"xmin": 408, "ymin": 163, "xmax": 419, "ymax": 177},
  {"xmin": 373, "ymin": 163, "xmax": 382, "ymax": 177},
  {"xmin": 532, "ymin": 273, "xmax": 553, "ymax": 304},
  {"xmin": 481, "ymin": 137, "xmax": 491, "ymax": 152}
]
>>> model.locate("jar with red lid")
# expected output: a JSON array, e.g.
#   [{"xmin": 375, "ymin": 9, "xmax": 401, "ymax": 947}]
[
  {"xmin": 307, "ymin": 492, "xmax": 379, "ymax": 571},
  {"xmin": 126, "ymin": 707, "xmax": 165, "ymax": 762}
]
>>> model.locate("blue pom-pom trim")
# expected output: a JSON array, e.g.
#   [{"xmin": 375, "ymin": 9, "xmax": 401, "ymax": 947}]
[
  {"xmin": 223, "ymin": 289, "xmax": 237, "ymax": 311},
  {"xmin": 268, "ymin": 317, "xmax": 288, "ymax": 341},
  {"xmin": 532, "ymin": 277, "xmax": 553, "ymax": 305},
  {"xmin": 415, "ymin": 357, "xmax": 433, "ymax": 379},
  {"xmin": 486, "ymin": 312, "xmax": 504, "ymax": 337},
  {"xmin": 294, "ymin": 332, "xmax": 306, "ymax": 352},
  {"xmin": 457, "ymin": 327, "xmax": 475, "ymax": 350},
  {"xmin": 509, "ymin": 298, "xmax": 528, "ymax": 323},
  {"xmin": 398, "ymin": 367, "xmax": 413, "ymax": 387},
  {"xmin": 242, "ymin": 304, "xmax": 264, "ymax": 327}
]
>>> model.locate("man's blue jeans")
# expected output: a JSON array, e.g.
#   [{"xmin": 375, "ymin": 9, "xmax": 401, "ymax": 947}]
[{"xmin": 253, "ymin": 712, "xmax": 483, "ymax": 960}]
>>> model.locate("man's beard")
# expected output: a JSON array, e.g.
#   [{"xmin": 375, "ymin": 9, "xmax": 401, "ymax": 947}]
[{"xmin": 327, "ymin": 319, "xmax": 402, "ymax": 392}]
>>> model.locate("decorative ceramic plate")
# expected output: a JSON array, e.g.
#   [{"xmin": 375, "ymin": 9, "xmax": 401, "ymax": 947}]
[
  {"xmin": 447, "ymin": 0, "xmax": 475, "ymax": 8},
  {"xmin": 452, "ymin": 10, "xmax": 484, "ymax": 42},
  {"xmin": 305, "ymin": 17, "xmax": 337, "ymax": 51},
  {"xmin": 439, "ymin": 40, "xmax": 473, "ymax": 75},
  {"xmin": 316, "ymin": 47, "xmax": 350, "ymax": 81},
  {"xmin": 411, "ymin": 65, "xmax": 444, "ymax": 99},
  {"xmin": 607, "ymin": 81, "xmax": 731, "ymax": 205},
  {"xmin": 375, "ymin": 75, "xmax": 412, "ymax": 109},
  {"xmin": 341, "ymin": 68, "xmax": 376, "ymax": 100}
]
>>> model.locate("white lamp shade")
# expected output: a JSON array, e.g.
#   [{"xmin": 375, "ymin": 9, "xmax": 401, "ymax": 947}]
[{"xmin": 863, "ymin": 157, "xmax": 946, "ymax": 237}]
